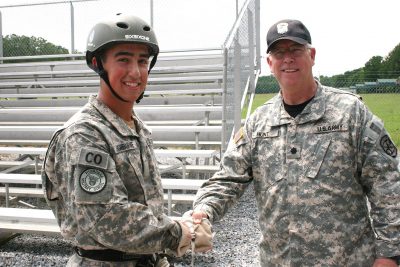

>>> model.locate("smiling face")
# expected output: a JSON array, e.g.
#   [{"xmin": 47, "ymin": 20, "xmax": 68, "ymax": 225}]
[
  {"xmin": 267, "ymin": 39, "xmax": 316, "ymax": 92},
  {"xmin": 97, "ymin": 43, "xmax": 150, "ymax": 106}
]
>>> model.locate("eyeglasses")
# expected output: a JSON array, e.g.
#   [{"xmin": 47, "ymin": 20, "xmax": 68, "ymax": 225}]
[{"xmin": 269, "ymin": 45, "xmax": 309, "ymax": 59}]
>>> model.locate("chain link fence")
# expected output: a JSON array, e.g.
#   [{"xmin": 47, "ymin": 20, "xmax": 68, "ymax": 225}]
[
  {"xmin": 222, "ymin": 0, "xmax": 259, "ymax": 151},
  {"xmin": 0, "ymin": 0, "xmax": 244, "ymax": 56},
  {"xmin": 0, "ymin": 0, "xmax": 261, "ymax": 152}
]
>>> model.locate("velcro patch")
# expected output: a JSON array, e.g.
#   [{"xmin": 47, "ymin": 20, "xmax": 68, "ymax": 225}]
[
  {"xmin": 79, "ymin": 168, "xmax": 107, "ymax": 193},
  {"xmin": 254, "ymin": 129, "xmax": 279, "ymax": 138},
  {"xmin": 78, "ymin": 148, "xmax": 109, "ymax": 170},
  {"xmin": 234, "ymin": 127, "xmax": 244, "ymax": 144},
  {"xmin": 314, "ymin": 124, "xmax": 348, "ymax": 134},
  {"xmin": 115, "ymin": 141, "xmax": 136, "ymax": 153},
  {"xmin": 380, "ymin": 135, "xmax": 397, "ymax": 158}
]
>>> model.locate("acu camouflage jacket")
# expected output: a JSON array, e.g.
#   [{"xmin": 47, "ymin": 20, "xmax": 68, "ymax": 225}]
[
  {"xmin": 42, "ymin": 96, "xmax": 180, "ymax": 254},
  {"xmin": 194, "ymin": 83, "xmax": 400, "ymax": 266}
]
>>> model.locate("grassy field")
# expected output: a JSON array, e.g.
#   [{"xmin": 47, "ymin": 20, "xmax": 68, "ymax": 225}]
[{"xmin": 246, "ymin": 93, "xmax": 400, "ymax": 148}]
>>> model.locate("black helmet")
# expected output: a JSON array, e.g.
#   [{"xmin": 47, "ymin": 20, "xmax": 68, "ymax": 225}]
[{"xmin": 86, "ymin": 13, "xmax": 159, "ymax": 72}]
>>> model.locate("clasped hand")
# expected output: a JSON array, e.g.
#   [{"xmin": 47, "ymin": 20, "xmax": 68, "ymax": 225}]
[{"xmin": 175, "ymin": 210, "xmax": 213, "ymax": 256}]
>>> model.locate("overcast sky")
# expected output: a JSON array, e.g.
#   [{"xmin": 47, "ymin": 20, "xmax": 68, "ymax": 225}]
[{"xmin": 0, "ymin": 0, "xmax": 399, "ymax": 77}]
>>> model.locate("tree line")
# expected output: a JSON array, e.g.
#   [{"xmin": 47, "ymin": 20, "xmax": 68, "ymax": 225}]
[{"xmin": 1, "ymin": 34, "xmax": 72, "ymax": 62}]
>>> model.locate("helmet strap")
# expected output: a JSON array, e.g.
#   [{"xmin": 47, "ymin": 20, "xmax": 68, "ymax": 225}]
[{"xmin": 95, "ymin": 55, "xmax": 130, "ymax": 103}]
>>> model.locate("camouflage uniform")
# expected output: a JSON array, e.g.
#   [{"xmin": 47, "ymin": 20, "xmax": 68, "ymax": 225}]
[
  {"xmin": 193, "ymin": 83, "xmax": 400, "ymax": 266},
  {"xmin": 42, "ymin": 96, "xmax": 180, "ymax": 266}
]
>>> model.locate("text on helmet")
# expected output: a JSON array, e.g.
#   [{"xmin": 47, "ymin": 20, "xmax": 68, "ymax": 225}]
[{"xmin": 125, "ymin": 34, "xmax": 150, "ymax": 41}]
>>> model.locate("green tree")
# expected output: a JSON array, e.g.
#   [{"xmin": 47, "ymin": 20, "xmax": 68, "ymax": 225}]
[
  {"xmin": 3, "ymin": 34, "xmax": 69, "ymax": 59},
  {"xmin": 256, "ymin": 75, "xmax": 279, "ymax": 93},
  {"xmin": 381, "ymin": 43, "xmax": 400, "ymax": 78},
  {"xmin": 321, "ymin": 42, "xmax": 400, "ymax": 88},
  {"xmin": 364, "ymin": 56, "xmax": 383, "ymax": 81}
]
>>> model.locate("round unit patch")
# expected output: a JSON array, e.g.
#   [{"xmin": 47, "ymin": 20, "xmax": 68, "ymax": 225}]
[
  {"xmin": 80, "ymin": 168, "xmax": 107, "ymax": 193},
  {"xmin": 380, "ymin": 135, "xmax": 397, "ymax": 158}
]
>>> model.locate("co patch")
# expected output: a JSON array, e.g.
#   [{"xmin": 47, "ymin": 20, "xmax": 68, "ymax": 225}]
[{"xmin": 78, "ymin": 147, "xmax": 109, "ymax": 169}]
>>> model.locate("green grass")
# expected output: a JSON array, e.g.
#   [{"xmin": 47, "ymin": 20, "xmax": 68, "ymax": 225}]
[
  {"xmin": 244, "ymin": 93, "xmax": 400, "ymax": 148},
  {"xmin": 360, "ymin": 94, "xmax": 400, "ymax": 148}
]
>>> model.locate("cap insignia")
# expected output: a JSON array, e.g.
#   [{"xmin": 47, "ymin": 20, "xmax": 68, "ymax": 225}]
[{"xmin": 277, "ymin": 22, "xmax": 288, "ymax": 34}]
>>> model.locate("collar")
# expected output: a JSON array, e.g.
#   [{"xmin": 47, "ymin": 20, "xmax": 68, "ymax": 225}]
[
  {"xmin": 265, "ymin": 80, "xmax": 326, "ymax": 126},
  {"xmin": 88, "ymin": 95, "xmax": 151, "ymax": 138}
]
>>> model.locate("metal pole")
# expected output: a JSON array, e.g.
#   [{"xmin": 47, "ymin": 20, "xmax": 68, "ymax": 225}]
[
  {"xmin": 255, "ymin": 0, "xmax": 261, "ymax": 71},
  {"xmin": 236, "ymin": 0, "xmax": 239, "ymax": 17},
  {"xmin": 234, "ymin": 35, "xmax": 242, "ymax": 133},
  {"xmin": 0, "ymin": 11, "xmax": 3, "ymax": 62},
  {"xmin": 221, "ymin": 47, "xmax": 228, "ymax": 153},
  {"xmin": 248, "ymin": 8, "xmax": 255, "ymax": 93},
  {"xmin": 150, "ymin": 0, "xmax": 154, "ymax": 28},
  {"xmin": 70, "ymin": 1, "xmax": 75, "ymax": 54}
]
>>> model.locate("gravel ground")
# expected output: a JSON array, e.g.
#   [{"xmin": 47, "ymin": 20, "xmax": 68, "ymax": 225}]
[{"xmin": 0, "ymin": 184, "xmax": 261, "ymax": 267}]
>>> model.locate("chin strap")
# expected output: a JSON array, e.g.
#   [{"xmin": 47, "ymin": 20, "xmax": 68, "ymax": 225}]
[
  {"xmin": 95, "ymin": 55, "xmax": 129, "ymax": 103},
  {"xmin": 135, "ymin": 54, "xmax": 158, "ymax": 104}
]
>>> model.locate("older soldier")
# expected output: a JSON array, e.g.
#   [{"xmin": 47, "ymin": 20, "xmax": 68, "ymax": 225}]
[
  {"xmin": 42, "ymin": 14, "xmax": 194, "ymax": 266},
  {"xmin": 190, "ymin": 19, "xmax": 400, "ymax": 266}
]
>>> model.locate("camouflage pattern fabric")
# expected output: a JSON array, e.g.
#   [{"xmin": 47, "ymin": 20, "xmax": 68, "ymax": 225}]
[
  {"xmin": 193, "ymin": 82, "xmax": 400, "ymax": 266},
  {"xmin": 42, "ymin": 95, "xmax": 180, "ymax": 265},
  {"xmin": 66, "ymin": 254, "xmax": 170, "ymax": 267}
]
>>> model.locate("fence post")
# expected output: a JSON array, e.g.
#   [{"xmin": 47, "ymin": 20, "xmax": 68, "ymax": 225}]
[
  {"xmin": 222, "ymin": 47, "xmax": 228, "ymax": 153},
  {"xmin": 0, "ymin": 11, "xmax": 3, "ymax": 63},
  {"xmin": 150, "ymin": 0, "xmax": 154, "ymax": 28},
  {"xmin": 70, "ymin": 1, "xmax": 75, "ymax": 54},
  {"xmin": 234, "ymin": 34, "xmax": 242, "ymax": 134},
  {"xmin": 255, "ymin": 0, "xmax": 261, "ymax": 71},
  {"xmin": 248, "ymin": 8, "xmax": 255, "ymax": 94}
]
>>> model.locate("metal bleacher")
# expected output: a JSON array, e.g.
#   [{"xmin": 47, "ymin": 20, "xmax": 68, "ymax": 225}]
[
  {"xmin": 0, "ymin": 0, "xmax": 261, "ymax": 240},
  {"xmin": 0, "ymin": 50, "xmax": 224, "ymax": 237}
]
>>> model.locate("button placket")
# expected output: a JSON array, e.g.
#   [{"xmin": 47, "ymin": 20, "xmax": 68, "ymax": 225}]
[{"xmin": 286, "ymin": 123, "xmax": 301, "ymax": 160}]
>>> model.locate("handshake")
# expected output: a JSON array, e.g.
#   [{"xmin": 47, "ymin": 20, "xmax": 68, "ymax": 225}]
[{"xmin": 174, "ymin": 210, "xmax": 213, "ymax": 257}]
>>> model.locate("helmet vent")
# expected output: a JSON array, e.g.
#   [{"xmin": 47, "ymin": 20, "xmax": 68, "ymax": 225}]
[
  {"xmin": 143, "ymin": 26, "xmax": 151, "ymax": 31},
  {"xmin": 116, "ymin": 22, "xmax": 129, "ymax": 29}
]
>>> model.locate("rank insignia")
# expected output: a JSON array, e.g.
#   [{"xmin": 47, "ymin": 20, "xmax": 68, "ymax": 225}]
[{"xmin": 234, "ymin": 127, "xmax": 244, "ymax": 144}]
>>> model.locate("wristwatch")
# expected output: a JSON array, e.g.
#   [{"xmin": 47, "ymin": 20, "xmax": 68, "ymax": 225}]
[{"xmin": 389, "ymin": 255, "xmax": 400, "ymax": 265}]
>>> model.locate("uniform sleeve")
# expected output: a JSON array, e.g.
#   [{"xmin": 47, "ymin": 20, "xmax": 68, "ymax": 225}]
[
  {"xmin": 357, "ymin": 110, "xmax": 400, "ymax": 258},
  {"xmin": 193, "ymin": 122, "xmax": 253, "ymax": 222},
  {"xmin": 54, "ymin": 130, "xmax": 180, "ymax": 254}
]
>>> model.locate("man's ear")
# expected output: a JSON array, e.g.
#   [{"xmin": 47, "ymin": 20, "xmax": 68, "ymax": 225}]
[
  {"xmin": 309, "ymin": 47, "xmax": 316, "ymax": 66},
  {"xmin": 266, "ymin": 56, "xmax": 273, "ymax": 74},
  {"xmin": 91, "ymin": 57, "xmax": 98, "ymax": 68}
]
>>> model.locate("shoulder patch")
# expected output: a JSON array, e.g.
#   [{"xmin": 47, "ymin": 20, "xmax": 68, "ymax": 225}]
[
  {"xmin": 78, "ymin": 148, "xmax": 109, "ymax": 170},
  {"xmin": 80, "ymin": 168, "xmax": 107, "ymax": 193},
  {"xmin": 380, "ymin": 135, "xmax": 397, "ymax": 158},
  {"xmin": 234, "ymin": 127, "xmax": 244, "ymax": 144}
]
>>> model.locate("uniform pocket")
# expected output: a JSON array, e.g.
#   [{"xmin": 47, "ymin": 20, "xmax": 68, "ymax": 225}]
[
  {"xmin": 252, "ymin": 128, "xmax": 284, "ymax": 190},
  {"xmin": 305, "ymin": 137, "xmax": 331, "ymax": 179}
]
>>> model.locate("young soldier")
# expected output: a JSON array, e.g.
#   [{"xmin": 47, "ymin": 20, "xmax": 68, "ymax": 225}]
[{"xmin": 42, "ymin": 14, "xmax": 195, "ymax": 266}]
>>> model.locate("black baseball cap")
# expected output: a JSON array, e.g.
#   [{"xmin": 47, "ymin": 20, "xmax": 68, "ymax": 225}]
[{"xmin": 266, "ymin": 19, "xmax": 312, "ymax": 53}]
